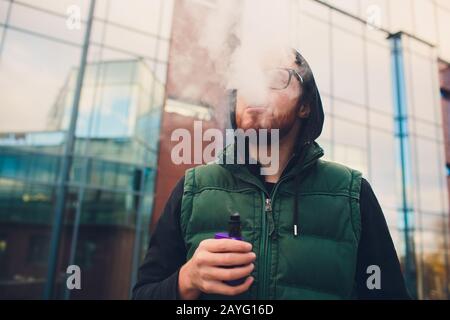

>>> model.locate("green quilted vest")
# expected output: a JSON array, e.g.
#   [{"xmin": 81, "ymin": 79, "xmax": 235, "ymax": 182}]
[{"xmin": 180, "ymin": 142, "xmax": 362, "ymax": 300}]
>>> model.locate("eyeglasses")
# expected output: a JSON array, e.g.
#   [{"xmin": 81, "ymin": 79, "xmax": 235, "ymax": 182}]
[{"xmin": 265, "ymin": 68, "xmax": 304, "ymax": 90}]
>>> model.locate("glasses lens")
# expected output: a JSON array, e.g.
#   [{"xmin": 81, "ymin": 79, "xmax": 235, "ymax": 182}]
[{"xmin": 266, "ymin": 69, "xmax": 290, "ymax": 89}]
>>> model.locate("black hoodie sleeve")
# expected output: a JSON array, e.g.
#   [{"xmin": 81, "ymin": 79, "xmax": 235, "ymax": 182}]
[
  {"xmin": 355, "ymin": 178, "xmax": 411, "ymax": 299},
  {"xmin": 132, "ymin": 177, "xmax": 187, "ymax": 300}
]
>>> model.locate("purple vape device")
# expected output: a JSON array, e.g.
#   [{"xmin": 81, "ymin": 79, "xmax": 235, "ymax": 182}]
[{"xmin": 214, "ymin": 212, "xmax": 247, "ymax": 286}]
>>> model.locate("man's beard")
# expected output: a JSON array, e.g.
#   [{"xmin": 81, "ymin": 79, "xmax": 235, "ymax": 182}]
[{"xmin": 253, "ymin": 119, "xmax": 299, "ymax": 146}]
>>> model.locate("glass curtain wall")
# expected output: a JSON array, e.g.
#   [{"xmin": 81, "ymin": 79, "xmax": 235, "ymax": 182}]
[{"xmin": 0, "ymin": 0, "xmax": 173, "ymax": 299}]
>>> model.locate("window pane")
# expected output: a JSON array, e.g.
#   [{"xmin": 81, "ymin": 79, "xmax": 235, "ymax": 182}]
[
  {"xmin": 332, "ymin": 28, "xmax": 365, "ymax": 106},
  {"xmin": 412, "ymin": 0, "xmax": 437, "ymax": 44},
  {"xmin": 415, "ymin": 138, "xmax": 445, "ymax": 214},
  {"xmin": 420, "ymin": 251, "xmax": 447, "ymax": 299},
  {"xmin": 0, "ymin": 1, "xmax": 10, "ymax": 23},
  {"xmin": 0, "ymin": 30, "xmax": 81, "ymax": 132},
  {"xmin": 18, "ymin": 0, "xmax": 90, "ymax": 16},
  {"xmin": 389, "ymin": 0, "xmax": 414, "ymax": 34},
  {"xmin": 334, "ymin": 118, "xmax": 367, "ymax": 148},
  {"xmin": 407, "ymin": 52, "xmax": 437, "ymax": 123},
  {"xmin": 331, "ymin": 9, "xmax": 362, "ymax": 34},
  {"xmin": 436, "ymin": 6, "xmax": 450, "ymax": 62},
  {"xmin": 327, "ymin": 0, "xmax": 359, "ymax": 16},
  {"xmin": 369, "ymin": 129, "xmax": 398, "ymax": 209},
  {"xmin": 299, "ymin": 0, "xmax": 329, "ymax": 20},
  {"xmin": 367, "ymin": 41, "xmax": 393, "ymax": 114},
  {"xmin": 95, "ymin": 0, "xmax": 161, "ymax": 36},
  {"xmin": 334, "ymin": 99, "xmax": 367, "ymax": 125},
  {"xmin": 0, "ymin": 179, "xmax": 55, "ymax": 299},
  {"xmin": 297, "ymin": 12, "xmax": 331, "ymax": 95},
  {"xmin": 63, "ymin": 188, "xmax": 135, "ymax": 299},
  {"xmin": 414, "ymin": 120, "xmax": 441, "ymax": 141},
  {"xmin": 9, "ymin": 2, "xmax": 86, "ymax": 45},
  {"xmin": 333, "ymin": 143, "xmax": 368, "ymax": 175},
  {"xmin": 369, "ymin": 110, "xmax": 394, "ymax": 132}
]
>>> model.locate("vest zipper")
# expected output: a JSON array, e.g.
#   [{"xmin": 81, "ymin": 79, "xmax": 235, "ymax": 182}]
[
  {"xmin": 232, "ymin": 145, "xmax": 323, "ymax": 298},
  {"xmin": 258, "ymin": 193, "xmax": 271, "ymax": 299},
  {"xmin": 258, "ymin": 179, "xmax": 287, "ymax": 299}
]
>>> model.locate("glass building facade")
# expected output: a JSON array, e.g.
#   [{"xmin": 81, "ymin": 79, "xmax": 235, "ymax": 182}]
[
  {"xmin": 291, "ymin": 0, "xmax": 450, "ymax": 300},
  {"xmin": 0, "ymin": 0, "xmax": 173, "ymax": 299},
  {"xmin": 0, "ymin": 0, "xmax": 449, "ymax": 300}
]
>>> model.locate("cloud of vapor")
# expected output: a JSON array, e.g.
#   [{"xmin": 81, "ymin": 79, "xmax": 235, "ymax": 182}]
[{"xmin": 198, "ymin": 0, "xmax": 297, "ymax": 107}]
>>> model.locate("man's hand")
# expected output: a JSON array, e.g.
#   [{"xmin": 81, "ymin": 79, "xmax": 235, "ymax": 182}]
[{"xmin": 178, "ymin": 239, "xmax": 256, "ymax": 300}]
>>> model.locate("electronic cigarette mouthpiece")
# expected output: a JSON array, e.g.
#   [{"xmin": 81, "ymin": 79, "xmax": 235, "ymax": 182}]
[
  {"xmin": 214, "ymin": 212, "xmax": 242, "ymax": 241},
  {"xmin": 228, "ymin": 212, "xmax": 241, "ymax": 239}
]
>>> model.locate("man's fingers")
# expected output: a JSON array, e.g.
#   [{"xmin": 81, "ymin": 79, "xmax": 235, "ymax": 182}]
[
  {"xmin": 201, "ymin": 251, "xmax": 256, "ymax": 267},
  {"xmin": 202, "ymin": 276, "xmax": 254, "ymax": 296},
  {"xmin": 200, "ymin": 239, "xmax": 253, "ymax": 253},
  {"xmin": 202, "ymin": 263, "xmax": 254, "ymax": 281}
]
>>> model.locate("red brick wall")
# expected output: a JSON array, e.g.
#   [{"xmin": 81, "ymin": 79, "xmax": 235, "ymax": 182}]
[{"xmin": 151, "ymin": 0, "xmax": 230, "ymax": 229}]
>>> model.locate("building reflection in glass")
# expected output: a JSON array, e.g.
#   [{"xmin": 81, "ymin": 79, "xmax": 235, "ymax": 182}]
[{"xmin": 0, "ymin": 59, "xmax": 163, "ymax": 299}]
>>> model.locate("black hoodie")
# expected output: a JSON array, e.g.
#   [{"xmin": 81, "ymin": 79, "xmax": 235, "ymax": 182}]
[{"xmin": 132, "ymin": 50, "xmax": 411, "ymax": 300}]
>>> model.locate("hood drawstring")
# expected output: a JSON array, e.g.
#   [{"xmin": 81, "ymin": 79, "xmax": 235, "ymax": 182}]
[{"xmin": 292, "ymin": 141, "xmax": 311, "ymax": 237}]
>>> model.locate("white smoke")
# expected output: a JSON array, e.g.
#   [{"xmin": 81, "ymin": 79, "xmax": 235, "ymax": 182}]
[{"xmin": 198, "ymin": 0, "xmax": 297, "ymax": 107}]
